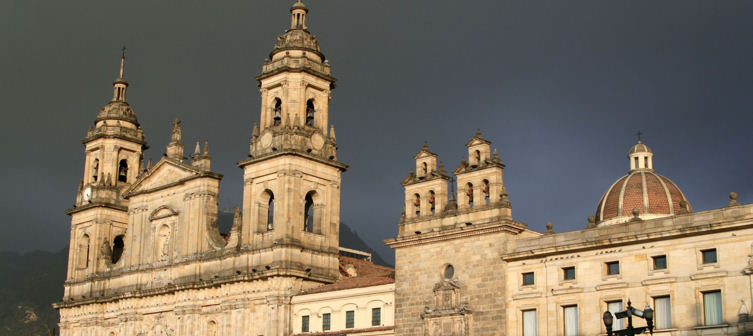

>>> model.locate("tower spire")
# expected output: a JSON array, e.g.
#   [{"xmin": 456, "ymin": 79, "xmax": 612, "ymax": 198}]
[
  {"xmin": 119, "ymin": 46, "xmax": 126, "ymax": 78},
  {"xmin": 166, "ymin": 119, "xmax": 184, "ymax": 160},
  {"xmin": 112, "ymin": 47, "xmax": 128, "ymax": 102}
]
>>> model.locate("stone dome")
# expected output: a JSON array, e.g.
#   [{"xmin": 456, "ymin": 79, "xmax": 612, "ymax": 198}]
[
  {"xmin": 594, "ymin": 140, "xmax": 691, "ymax": 226},
  {"xmin": 96, "ymin": 100, "xmax": 139, "ymax": 126},
  {"xmin": 270, "ymin": 29, "xmax": 323, "ymax": 59},
  {"xmin": 290, "ymin": 0, "xmax": 307, "ymax": 12}
]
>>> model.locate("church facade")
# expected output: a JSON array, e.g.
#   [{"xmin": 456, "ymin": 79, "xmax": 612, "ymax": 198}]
[
  {"xmin": 55, "ymin": 2, "xmax": 376, "ymax": 335},
  {"xmin": 56, "ymin": 2, "xmax": 753, "ymax": 336},
  {"xmin": 388, "ymin": 137, "xmax": 753, "ymax": 336}
]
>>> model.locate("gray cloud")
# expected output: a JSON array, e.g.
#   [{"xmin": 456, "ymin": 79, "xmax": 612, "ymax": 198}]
[{"xmin": 1, "ymin": 0, "xmax": 751, "ymax": 264}]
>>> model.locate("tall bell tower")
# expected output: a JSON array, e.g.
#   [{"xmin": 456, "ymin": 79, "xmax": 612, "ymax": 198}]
[
  {"xmin": 64, "ymin": 50, "xmax": 146, "ymax": 284},
  {"xmin": 237, "ymin": 0, "xmax": 347, "ymax": 283}
]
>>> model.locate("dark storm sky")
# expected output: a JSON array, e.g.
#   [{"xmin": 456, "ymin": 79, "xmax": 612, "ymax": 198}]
[{"xmin": 1, "ymin": 1, "xmax": 752, "ymax": 264}]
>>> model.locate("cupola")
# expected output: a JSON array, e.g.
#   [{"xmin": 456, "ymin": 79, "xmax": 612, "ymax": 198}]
[{"xmin": 594, "ymin": 138, "xmax": 691, "ymax": 226}]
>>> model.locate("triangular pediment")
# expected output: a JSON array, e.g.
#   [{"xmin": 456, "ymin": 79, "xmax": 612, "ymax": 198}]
[
  {"xmin": 413, "ymin": 143, "xmax": 437, "ymax": 159},
  {"xmin": 124, "ymin": 159, "xmax": 208, "ymax": 198},
  {"xmin": 414, "ymin": 150, "xmax": 437, "ymax": 159},
  {"xmin": 465, "ymin": 137, "xmax": 491, "ymax": 147}
]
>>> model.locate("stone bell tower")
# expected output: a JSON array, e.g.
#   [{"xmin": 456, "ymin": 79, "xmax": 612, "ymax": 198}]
[
  {"xmin": 65, "ymin": 50, "xmax": 146, "ymax": 283},
  {"xmin": 388, "ymin": 130, "xmax": 526, "ymax": 336},
  {"xmin": 237, "ymin": 0, "xmax": 347, "ymax": 283}
]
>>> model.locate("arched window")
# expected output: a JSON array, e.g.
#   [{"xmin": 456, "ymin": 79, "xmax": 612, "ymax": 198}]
[
  {"xmin": 157, "ymin": 224, "xmax": 171, "ymax": 261},
  {"xmin": 112, "ymin": 235, "xmax": 124, "ymax": 264},
  {"xmin": 267, "ymin": 192, "xmax": 275, "ymax": 231},
  {"xmin": 91, "ymin": 159, "xmax": 99, "ymax": 182},
  {"xmin": 475, "ymin": 150, "xmax": 481, "ymax": 164},
  {"xmin": 118, "ymin": 159, "xmax": 128, "ymax": 183},
  {"xmin": 304, "ymin": 192, "xmax": 314, "ymax": 232},
  {"xmin": 208, "ymin": 320, "xmax": 217, "ymax": 336},
  {"xmin": 467, "ymin": 183, "xmax": 474, "ymax": 208},
  {"xmin": 483, "ymin": 179, "xmax": 490, "ymax": 205},
  {"xmin": 414, "ymin": 193, "xmax": 421, "ymax": 216},
  {"xmin": 429, "ymin": 190, "xmax": 436, "ymax": 215},
  {"xmin": 306, "ymin": 99, "xmax": 315, "ymax": 126},
  {"xmin": 273, "ymin": 98, "xmax": 282, "ymax": 126},
  {"xmin": 78, "ymin": 234, "xmax": 90, "ymax": 268},
  {"xmin": 422, "ymin": 162, "xmax": 428, "ymax": 176}
]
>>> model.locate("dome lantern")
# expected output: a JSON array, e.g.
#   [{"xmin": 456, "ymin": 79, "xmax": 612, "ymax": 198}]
[
  {"xmin": 290, "ymin": 0, "xmax": 308, "ymax": 30},
  {"xmin": 628, "ymin": 132, "xmax": 653, "ymax": 172}
]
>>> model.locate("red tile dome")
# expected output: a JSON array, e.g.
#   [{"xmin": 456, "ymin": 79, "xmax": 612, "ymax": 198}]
[{"xmin": 595, "ymin": 140, "xmax": 691, "ymax": 225}]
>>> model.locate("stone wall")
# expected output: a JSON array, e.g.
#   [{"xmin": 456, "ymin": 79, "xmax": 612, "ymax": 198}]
[{"xmin": 391, "ymin": 222, "xmax": 527, "ymax": 335}]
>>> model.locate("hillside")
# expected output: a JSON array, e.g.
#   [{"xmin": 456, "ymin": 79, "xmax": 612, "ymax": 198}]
[{"xmin": 0, "ymin": 249, "xmax": 66, "ymax": 336}]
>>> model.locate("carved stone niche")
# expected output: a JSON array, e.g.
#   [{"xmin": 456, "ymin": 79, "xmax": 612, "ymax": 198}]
[{"xmin": 421, "ymin": 279, "xmax": 472, "ymax": 336}]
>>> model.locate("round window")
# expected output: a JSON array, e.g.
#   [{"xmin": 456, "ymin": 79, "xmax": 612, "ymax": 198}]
[{"xmin": 443, "ymin": 264, "xmax": 454, "ymax": 280}]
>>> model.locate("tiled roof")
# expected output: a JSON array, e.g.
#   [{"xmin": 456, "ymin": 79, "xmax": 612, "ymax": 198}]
[
  {"xmin": 595, "ymin": 171, "xmax": 690, "ymax": 224},
  {"xmin": 301, "ymin": 256, "xmax": 394, "ymax": 295}
]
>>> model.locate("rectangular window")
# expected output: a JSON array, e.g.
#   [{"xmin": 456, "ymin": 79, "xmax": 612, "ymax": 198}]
[
  {"xmin": 703, "ymin": 290, "xmax": 723, "ymax": 325},
  {"xmin": 522, "ymin": 272, "xmax": 535, "ymax": 286},
  {"xmin": 563, "ymin": 267, "xmax": 576, "ymax": 280},
  {"xmin": 345, "ymin": 310, "xmax": 355, "ymax": 329},
  {"xmin": 522, "ymin": 309, "xmax": 537, "ymax": 336},
  {"xmin": 652, "ymin": 255, "xmax": 667, "ymax": 270},
  {"xmin": 563, "ymin": 305, "xmax": 578, "ymax": 336},
  {"xmin": 702, "ymin": 249, "xmax": 717, "ymax": 264},
  {"xmin": 322, "ymin": 313, "xmax": 331, "ymax": 331},
  {"xmin": 301, "ymin": 315, "xmax": 309, "ymax": 332},
  {"xmin": 606, "ymin": 261, "xmax": 620, "ymax": 275},
  {"xmin": 654, "ymin": 296, "xmax": 672, "ymax": 329},
  {"xmin": 371, "ymin": 307, "xmax": 381, "ymax": 326},
  {"xmin": 608, "ymin": 301, "xmax": 624, "ymax": 330}
]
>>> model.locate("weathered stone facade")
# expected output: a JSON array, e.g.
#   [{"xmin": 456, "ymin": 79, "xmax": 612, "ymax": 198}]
[
  {"xmin": 503, "ymin": 203, "xmax": 753, "ymax": 335},
  {"xmin": 387, "ymin": 134, "xmax": 539, "ymax": 335},
  {"xmin": 389, "ymin": 134, "xmax": 753, "ymax": 336},
  {"xmin": 57, "ymin": 2, "xmax": 753, "ymax": 335},
  {"xmin": 56, "ymin": 2, "xmax": 351, "ymax": 335}
]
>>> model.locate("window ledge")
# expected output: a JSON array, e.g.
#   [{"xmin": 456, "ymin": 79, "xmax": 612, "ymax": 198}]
[
  {"xmin": 694, "ymin": 324, "xmax": 730, "ymax": 330},
  {"xmin": 652, "ymin": 328, "xmax": 678, "ymax": 333},
  {"xmin": 697, "ymin": 263, "xmax": 720, "ymax": 270}
]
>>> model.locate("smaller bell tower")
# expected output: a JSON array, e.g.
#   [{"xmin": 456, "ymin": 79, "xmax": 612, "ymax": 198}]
[
  {"xmin": 401, "ymin": 143, "xmax": 450, "ymax": 219},
  {"xmin": 64, "ymin": 49, "xmax": 147, "ymax": 287},
  {"xmin": 454, "ymin": 130, "xmax": 509, "ymax": 212}
]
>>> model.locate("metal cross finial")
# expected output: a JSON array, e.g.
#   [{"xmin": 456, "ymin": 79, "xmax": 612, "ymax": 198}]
[
  {"xmin": 121, "ymin": 46, "xmax": 126, "ymax": 58},
  {"xmin": 636, "ymin": 131, "xmax": 642, "ymax": 142}
]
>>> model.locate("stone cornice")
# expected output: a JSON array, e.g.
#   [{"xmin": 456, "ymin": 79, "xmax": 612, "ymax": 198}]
[
  {"xmin": 65, "ymin": 202, "xmax": 128, "ymax": 215},
  {"xmin": 385, "ymin": 221, "xmax": 526, "ymax": 248},
  {"xmin": 453, "ymin": 160, "xmax": 505, "ymax": 175},
  {"xmin": 401, "ymin": 172, "xmax": 450, "ymax": 187},
  {"xmin": 64, "ymin": 243, "xmax": 339, "ymax": 285},
  {"xmin": 82, "ymin": 133, "xmax": 148, "ymax": 149},
  {"xmin": 502, "ymin": 205, "xmax": 753, "ymax": 262},
  {"xmin": 237, "ymin": 149, "xmax": 348, "ymax": 171},
  {"xmin": 55, "ymin": 263, "xmax": 337, "ymax": 309}
]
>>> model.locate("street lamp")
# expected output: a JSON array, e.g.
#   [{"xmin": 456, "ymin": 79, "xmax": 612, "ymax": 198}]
[
  {"xmin": 603, "ymin": 311, "xmax": 614, "ymax": 336},
  {"xmin": 602, "ymin": 300, "xmax": 654, "ymax": 336}
]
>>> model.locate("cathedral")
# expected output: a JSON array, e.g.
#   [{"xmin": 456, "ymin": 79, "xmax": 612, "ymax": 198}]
[{"xmin": 56, "ymin": 1, "xmax": 753, "ymax": 335}]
